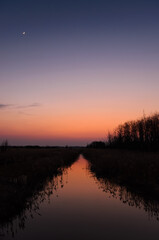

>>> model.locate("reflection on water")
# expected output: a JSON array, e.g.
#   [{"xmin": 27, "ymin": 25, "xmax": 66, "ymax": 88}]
[
  {"xmin": 0, "ymin": 168, "xmax": 69, "ymax": 238},
  {"xmin": 1, "ymin": 155, "xmax": 159, "ymax": 240},
  {"xmin": 89, "ymin": 171, "xmax": 159, "ymax": 221}
]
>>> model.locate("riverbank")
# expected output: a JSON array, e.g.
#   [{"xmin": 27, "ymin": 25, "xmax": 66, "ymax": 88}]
[
  {"xmin": 1, "ymin": 147, "xmax": 159, "ymax": 235},
  {"xmin": 83, "ymin": 148, "xmax": 159, "ymax": 198},
  {"xmin": 0, "ymin": 147, "xmax": 80, "ymax": 231}
]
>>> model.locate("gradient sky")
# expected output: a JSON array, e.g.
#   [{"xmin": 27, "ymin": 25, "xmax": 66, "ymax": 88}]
[{"xmin": 0, "ymin": 0, "xmax": 159, "ymax": 145}]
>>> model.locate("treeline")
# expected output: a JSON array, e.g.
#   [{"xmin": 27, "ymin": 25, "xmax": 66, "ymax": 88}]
[
  {"xmin": 87, "ymin": 141, "xmax": 106, "ymax": 149},
  {"xmin": 87, "ymin": 113, "xmax": 159, "ymax": 150},
  {"xmin": 108, "ymin": 113, "xmax": 159, "ymax": 150}
]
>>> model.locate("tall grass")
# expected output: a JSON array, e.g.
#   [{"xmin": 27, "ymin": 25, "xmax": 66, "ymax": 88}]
[
  {"xmin": 0, "ymin": 139, "xmax": 8, "ymax": 152},
  {"xmin": 0, "ymin": 147, "xmax": 80, "ymax": 235},
  {"xmin": 84, "ymin": 148, "xmax": 159, "ymax": 220},
  {"xmin": 83, "ymin": 148, "xmax": 159, "ymax": 197}
]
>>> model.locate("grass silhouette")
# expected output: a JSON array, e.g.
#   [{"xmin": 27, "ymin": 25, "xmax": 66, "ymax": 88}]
[{"xmin": 0, "ymin": 147, "xmax": 80, "ymax": 234}]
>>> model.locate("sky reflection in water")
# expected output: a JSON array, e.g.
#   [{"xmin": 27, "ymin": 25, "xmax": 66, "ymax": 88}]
[{"xmin": 3, "ymin": 155, "xmax": 159, "ymax": 240}]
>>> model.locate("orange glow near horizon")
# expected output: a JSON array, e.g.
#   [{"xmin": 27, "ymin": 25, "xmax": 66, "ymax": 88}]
[
  {"xmin": 0, "ymin": 104, "xmax": 147, "ymax": 145},
  {"xmin": 1, "ymin": 59, "xmax": 159, "ymax": 145},
  {"xmin": 1, "ymin": 58, "xmax": 159, "ymax": 145}
]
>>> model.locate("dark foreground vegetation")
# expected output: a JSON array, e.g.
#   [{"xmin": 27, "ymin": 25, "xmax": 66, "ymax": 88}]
[
  {"xmin": 83, "ymin": 148, "xmax": 159, "ymax": 220},
  {"xmin": 83, "ymin": 148, "xmax": 159, "ymax": 198},
  {"xmin": 1, "ymin": 137, "xmax": 159, "ymax": 235},
  {"xmin": 0, "ymin": 147, "xmax": 80, "ymax": 235}
]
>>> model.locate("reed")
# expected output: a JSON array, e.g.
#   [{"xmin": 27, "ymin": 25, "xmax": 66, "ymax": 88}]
[
  {"xmin": 0, "ymin": 147, "xmax": 80, "ymax": 231},
  {"xmin": 83, "ymin": 148, "xmax": 159, "ymax": 197}
]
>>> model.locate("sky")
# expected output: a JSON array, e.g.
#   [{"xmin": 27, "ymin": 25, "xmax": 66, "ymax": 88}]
[{"xmin": 0, "ymin": 0, "xmax": 159, "ymax": 146}]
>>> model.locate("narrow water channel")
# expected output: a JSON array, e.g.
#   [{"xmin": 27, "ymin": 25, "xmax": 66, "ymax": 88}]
[{"xmin": 2, "ymin": 155, "xmax": 159, "ymax": 240}]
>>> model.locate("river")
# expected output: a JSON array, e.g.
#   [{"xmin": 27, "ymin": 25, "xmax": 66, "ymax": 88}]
[{"xmin": 2, "ymin": 154, "xmax": 159, "ymax": 240}]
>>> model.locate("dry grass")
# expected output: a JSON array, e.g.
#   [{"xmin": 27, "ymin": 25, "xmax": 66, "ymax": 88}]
[
  {"xmin": 83, "ymin": 148, "xmax": 159, "ymax": 197},
  {"xmin": 0, "ymin": 147, "xmax": 80, "ymax": 228}
]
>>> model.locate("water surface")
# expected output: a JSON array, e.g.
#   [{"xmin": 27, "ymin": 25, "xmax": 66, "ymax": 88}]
[{"xmin": 2, "ymin": 155, "xmax": 159, "ymax": 240}]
